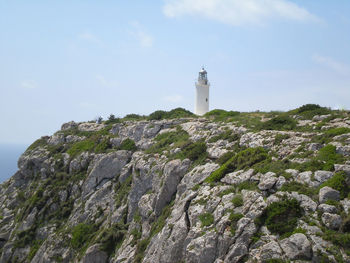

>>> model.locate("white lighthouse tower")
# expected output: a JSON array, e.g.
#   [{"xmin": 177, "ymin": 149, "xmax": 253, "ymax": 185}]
[{"xmin": 195, "ymin": 67, "xmax": 210, "ymax": 115}]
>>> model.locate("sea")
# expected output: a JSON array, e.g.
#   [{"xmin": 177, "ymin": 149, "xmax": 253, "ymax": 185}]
[{"xmin": 0, "ymin": 144, "xmax": 28, "ymax": 183}]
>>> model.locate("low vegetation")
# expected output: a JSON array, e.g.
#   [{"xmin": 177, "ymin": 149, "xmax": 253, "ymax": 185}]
[
  {"xmin": 257, "ymin": 198, "xmax": 303, "ymax": 237},
  {"xmin": 206, "ymin": 147, "xmax": 269, "ymax": 183}
]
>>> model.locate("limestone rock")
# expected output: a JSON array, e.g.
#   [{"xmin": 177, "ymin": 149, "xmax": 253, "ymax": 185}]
[
  {"xmin": 318, "ymin": 204, "xmax": 337, "ymax": 214},
  {"xmin": 221, "ymin": 169, "xmax": 254, "ymax": 185},
  {"xmin": 82, "ymin": 151, "xmax": 131, "ymax": 197},
  {"xmin": 258, "ymin": 172, "xmax": 277, "ymax": 190},
  {"xmin": 322, "ymin": 212, "xmax": 342, "ymax": 230},
  {"xmin": 280, "ymin": 233, "xmax": 312, "ymax": 260},
  {"xmin": 319, "ymin": 186, "xmax": 340, "ymax": 204},
  {"xmin": 82, "ymin": 244, "xmax": 108, "ymax": 263}
]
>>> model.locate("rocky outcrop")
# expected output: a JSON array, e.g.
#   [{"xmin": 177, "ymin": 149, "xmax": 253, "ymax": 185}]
[{"xmin": 1, "ymin": 111, "xmax": 350, "ymax": 263}]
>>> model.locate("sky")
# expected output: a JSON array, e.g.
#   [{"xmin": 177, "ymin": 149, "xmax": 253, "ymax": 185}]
[{"xmin": 0, "ymin": 0, "xmax": 350, "ymax": 145}]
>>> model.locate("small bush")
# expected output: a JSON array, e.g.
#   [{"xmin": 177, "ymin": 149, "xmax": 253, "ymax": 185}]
[
  {"xmin": 294, "ymin": 104, "xmax": 332, "ymax": 119},
  {"xmin": 260, "ymin": 115, "xmax": 297, "ymax": 131},
  {"xmin": 274, "ymin": 134, "xmax": 290, "ymax": 145},
  {"xmin": 99, "ymin": 223, "xmax": 128, "ymax": 256},
  {"xmin": 148, "ymin": 110, "xmax": 167, "ymax": 120},
  {"xmin": 122, "ymin": 114, "xmax": 145, "ymax": 121},
  {"xmin": 146, "ymin": 127, "xmax": 189, "ymax": 154},
  {"xmin": 26, "ymin": 138, "xmax": 47, "ymax": 152},
  {"xmin": 258, "ymin": 198, "xmax": 303, "ymax": 236},
  {"xmin": 280, "ymin": 181, "xmax": 317, "ymax": 197},
  {"xmin": 236, "ymin": 181, "xmax": 258, "ymax": 191},
  {"xmin": 231, "ymin": 195, "xmax": 243, "ymax": 207},
  {"xmin": 199, "ymin": 213, "xmax": 214, "ymax": 227},
  {"xmin": 208, "ymin": 130, "xmax": 239, "ymax": 143},
  {"xmin": 71, "ymin": 223, "xmax": 95, "ymax": 249},
  {"xmin": 204, "ymin": 109, "xmax": 240, "ymax": 122},
  {"xmin": 148, "ymin": 108, "xmax": 194, "ymax": 120},
  {"xmin": 320, "ymin": 171, "xmax": 349, "ymax": 199},
  {"xmin": 119, "ymin": 138, "xmax": 137, "ymax": 151},
  {"xmin": 229, "ymin": 213, "xmax": 244, "ymax": 235},
  {"xmin": 217, "ymin": 151, "xmax": 235, "ymax": 165},
  {"xmin": 206, "ymin": 147, "xmax": 269, "ymax": 183},
  {"xmin": 176, "ymin": 141, "xmax": 207, "ymax": 162}
]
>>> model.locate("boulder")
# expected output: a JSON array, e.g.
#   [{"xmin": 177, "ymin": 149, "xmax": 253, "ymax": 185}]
[
  {"xmin": 296, "ymin": 171, "xmax": 312, "ymax": 185},
  {"xmin": 314, "ymin": 171, "xmax": 333, "ymax": 185},
  {"xmin": 221, "ymin": 169, "xmax": 254, "ymax": 185},
  {"xmin": 82, "ymin": 244, "xmax": 108, "ymax": 263},
  {"xmin": 258, "ymin": 172, "xmax": 277, "ymax": 190},
  {"xmin": 280, "ymin": 233, "xmax": 312, "ymax": 260},
  {"xmin": 318, "ymin": 204, "xmax": 337, "ymax": 214},
  {"xmin": 319, "ymin": 186, "xmax": 340, "ymax": 204},
  {"xmin": 258, "ymin": 241, "xmax": 284, "ymax": 262},
  {"xmin": 61, "ymin": 121, "xmax": 78, "ymax": 130},
  {"xmin": 322, "ymin": 213, "xmax": 342, "ymax": 230}
]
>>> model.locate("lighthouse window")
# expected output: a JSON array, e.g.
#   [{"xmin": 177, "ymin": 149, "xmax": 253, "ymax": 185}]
[{"xmin": 206, "ymin": 98, "xmax": 208, "ymax": 102}]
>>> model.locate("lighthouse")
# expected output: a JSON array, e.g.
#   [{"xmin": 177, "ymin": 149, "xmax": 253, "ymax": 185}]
[{"xmin": 195, "ymin": 67, "xmax": 210, "ymax": 115}]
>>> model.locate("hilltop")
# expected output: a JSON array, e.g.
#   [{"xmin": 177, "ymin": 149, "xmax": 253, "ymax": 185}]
[{"xmin": 1, "ymin": 105, "xmax": 350, "ymax": 262}]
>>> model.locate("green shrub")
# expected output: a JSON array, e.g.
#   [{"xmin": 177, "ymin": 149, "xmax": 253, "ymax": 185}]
[
  {"xmin": 320, "ymin": 171, "xmax": 349, "ymax": 199},
  {"xmin": 258, "ymin": 198, "xmax": 303, "ymax": 236},
  {"xmin": 67, "ymin": 138, "xmax": 96, "ymax": 157},
  {"xmin": 115, "ymin": 176, "xmax": 132, "ymax": 208},
  {"xmin": 26, "ymin": 138, "xmax": 47, "ymax": 152},
  {"xmin": 260, "ymin": 115, "xmax": 297, "ymax": 131},
  {"xmin": 323, "ymin": 229, "xmax": 350, "ymax": 249},
  {"xmin": 148, "ymin": 110, "xmax": 167, "ymax": 120},
  {"xmin": 231, "ymin": 195, "xmax": 243, "ymax": 207},
  {"xmin": 312, "ymin": 127, "xmax": 350, "ymax": 144},
  {"xmin": 229, "ymin": 213, "xmax": 244, "ymax": 235},
  {"xmin": 318, "ymin": 144, "xmax": 344, "ymax": 170},
  {"xmin": 146, "ymin": 127, "xmax": 189, "ymax": 154},
  {"xmin": 119, "ymin": 138, "xmax": 137, "ymax": 151},
  {"xmin": 341, "ymin": 215, "xmax": 350, "ymax": 233},
  {"xmin": 217, "ymin": 151, "xmax": 235, "ymax": 165},
  {"xmin": 204, "ymin": 109, "xmax": 240, "ymax": 122},
  {"xmin": 289, "ymin": 144, "xmax": 344, "ymax": 172},
  {"xmin": 218, "ymin": 187, "xmax": 236, "ymax": 197},
  {"xmin": 14, "ymin": 227, "xmax": 36, "ymax": 248},
  {"xmin": 199, "ymin": 213, "xmax": 214, "ymax": 227},
  {"xmin": 208, "ymin": 130, "xmax": 239, "ymax": 143},
  {"xmin": 122, "ymin": 114, "xmax": 145, "ymax": 121},
  {"xmin": 289, "ymin": 104, "xmax": 332, "ymax": 120},
  {"xmin": 148, "ymin": 108, "xmax": 194, "ymax": 120},
  {"xmin": 28, "ymin": 241, "xmax": 42, "ymax": 260},
  {"xmin": 206, "ymin": 147, "xmax": 269, "ymax": 183},
  {"xmin": 236, "ymin": 181, "xmax": 258, "ymax": 191},
  {"xmin": 176, "ymin": 141, "xmax": 207, "ymax": 162},
  {"xmin": 99, "ymin": 223, "xmax": 128, "ymax": 256},
  {"xmin": 71, "ymin": 223, "xmax": 95, "ymax": 249},
  {"xmin": 280, "ymin": 181, "xmax": 318, "ymax": 197},
  {"xmin": 325, "ymin": 127, "xmax": 350, "ymax": 137},
  {"xmin": 274, "ymin": 134, "xmax": 290, "ymax": 145}
]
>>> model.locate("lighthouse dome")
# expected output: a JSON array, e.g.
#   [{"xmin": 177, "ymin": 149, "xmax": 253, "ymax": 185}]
[{"xmin": 200, "ymin": 67, "xmax": 207, "ymax": 74}]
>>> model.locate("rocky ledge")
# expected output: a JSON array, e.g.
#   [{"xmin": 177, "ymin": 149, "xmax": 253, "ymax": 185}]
[{"xmin": 1, "ymin": 105, "xmax": 350, "ymax": 263}]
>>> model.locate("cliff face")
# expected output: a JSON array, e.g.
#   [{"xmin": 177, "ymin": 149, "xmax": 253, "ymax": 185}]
[{"xmin": 1, "ymin": 108, "xmax": 350, "ymax": 263}]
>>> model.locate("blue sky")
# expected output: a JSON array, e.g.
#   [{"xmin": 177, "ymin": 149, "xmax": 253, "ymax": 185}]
[{"xmin": 0, "ymin": 0, "xmax": 350, "ymax": 145}]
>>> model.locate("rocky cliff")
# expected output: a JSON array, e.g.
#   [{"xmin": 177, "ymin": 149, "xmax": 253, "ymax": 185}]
[{"xmin": 1, "ymin": 106, "xmax": 350, "ymax": 263}]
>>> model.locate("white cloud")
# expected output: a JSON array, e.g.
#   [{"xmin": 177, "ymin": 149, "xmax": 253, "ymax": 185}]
[
  {"xmin": 78, "ymin": 32, "xmax": 102, "ymax": 45},
  {"xmin": 129, "ymin": 22, "xmax": 154, "ymax": 48},
  {"xmin": 20, "ymin": 80, "xmax": 37, "ymax": 89},
  {"xmin": 163, "ymin": 0, "xmax": 318, "ymax": 26},
  {"xmin": 163, "ymin": 94, "xmax": 183, "ymax": 103},
  {"xmin": 313, "ymin": 54, "xmax": 350, "ymax": 75}
]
